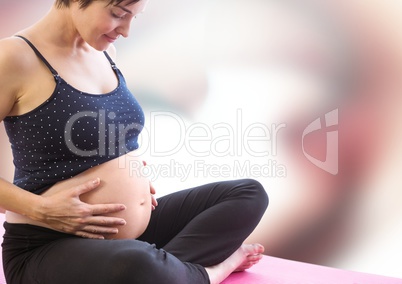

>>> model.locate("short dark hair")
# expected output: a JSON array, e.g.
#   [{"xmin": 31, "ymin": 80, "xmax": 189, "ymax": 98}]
[{"xmin": 55, "ymin": 0, "xmax": 140, "ymax": 9}]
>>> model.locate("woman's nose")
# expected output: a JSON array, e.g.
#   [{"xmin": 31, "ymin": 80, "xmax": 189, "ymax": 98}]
[{"xmin": 117, "ymin": 23, "xmax": 130, "ymax": 38}]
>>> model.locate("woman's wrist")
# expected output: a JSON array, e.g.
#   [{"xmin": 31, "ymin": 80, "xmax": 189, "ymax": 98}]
[
  {"xmin": 23, "ymin": 193, "xmax": 47, "ymax": 222},
  {"xmin": 0, "ymin": 177, "xmax": 45, "ymax": 220}
]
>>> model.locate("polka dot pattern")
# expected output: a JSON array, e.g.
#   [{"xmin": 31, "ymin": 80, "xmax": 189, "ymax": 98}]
[{"xmin": 4, "ymin": 60, "xmax": 145, "ymax": 195}]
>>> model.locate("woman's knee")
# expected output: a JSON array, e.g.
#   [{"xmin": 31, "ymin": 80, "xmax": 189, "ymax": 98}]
[{"xmin": 237, "ymin": 178, "xmax": 269, "ymax": 211}]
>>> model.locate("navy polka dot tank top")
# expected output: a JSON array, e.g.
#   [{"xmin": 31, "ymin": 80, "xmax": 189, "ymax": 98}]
[{"xmin": 3, "ymin": 36, "xmax": 145, "ymax": 194}]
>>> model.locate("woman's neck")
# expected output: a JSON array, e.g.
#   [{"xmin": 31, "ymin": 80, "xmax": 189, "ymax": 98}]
[{"xmin": 21, "ymin": 4, "xmax": 90, "ymax": 52}]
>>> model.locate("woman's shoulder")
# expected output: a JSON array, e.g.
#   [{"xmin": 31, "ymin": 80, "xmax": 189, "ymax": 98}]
[
  {"xmin": 0, "ymin": 37, "xmax": 36, "ymax": 120},
  {"xmin": 0, "ymin": 36, "xmax": 37, "ymax": 75}
]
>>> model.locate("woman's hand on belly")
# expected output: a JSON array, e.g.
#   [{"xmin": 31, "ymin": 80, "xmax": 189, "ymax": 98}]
[
  {"xmin": 150, "ymin": 180, "xmax": 158, "ymax": 210},
  {"xmin": 143, "ymin": 160, "xmax": 158, "ymax": 211},
  {"xmin": 7, "ymin": 154, "xmax": 155, "ymax": 239},
  {"xmin": 46, "ymin": 155, "xmax": 155, "ymax": 239},
  {"xmin": 38, "ymin": 178, "xmax": 128, "ymax": 239}
]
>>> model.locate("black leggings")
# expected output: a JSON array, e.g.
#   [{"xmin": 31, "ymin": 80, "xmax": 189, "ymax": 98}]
[{"xmin": 2, "ymin": 179, "xmax": 268, "ymax": 284}]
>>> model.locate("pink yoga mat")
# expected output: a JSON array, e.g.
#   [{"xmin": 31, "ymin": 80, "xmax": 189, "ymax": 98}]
[{"xmin": 222, "ymin": 254, "xmax": 402, "ymax": 284}]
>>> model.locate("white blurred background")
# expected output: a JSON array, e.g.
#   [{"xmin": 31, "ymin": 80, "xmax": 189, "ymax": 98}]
[{"xmin": 1, "ymin": 0, "xmax": 402, "ymax": 279}]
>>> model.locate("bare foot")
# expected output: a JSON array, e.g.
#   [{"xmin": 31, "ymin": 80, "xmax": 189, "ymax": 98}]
[
  {"xmin": 234, "ymin": 244, "xmax": 265, "ymax": 272},
  {"xmin": 205, "ymin": 244, "xmax": 265, "ymax": 284}
]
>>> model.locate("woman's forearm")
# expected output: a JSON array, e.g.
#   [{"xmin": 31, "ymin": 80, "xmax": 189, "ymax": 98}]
[
  {"xmin": 1, "ymin": 177, "xmax": 128, "ymax": 238},
  {"xmin": 0, "ymin": 177, "xmax": 43, "ymax": 219}
]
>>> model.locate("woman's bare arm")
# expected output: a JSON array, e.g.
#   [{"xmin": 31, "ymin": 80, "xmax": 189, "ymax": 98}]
[{"xmin": 0, "ymin": 38, "xmax": 126, "ymax": 239}]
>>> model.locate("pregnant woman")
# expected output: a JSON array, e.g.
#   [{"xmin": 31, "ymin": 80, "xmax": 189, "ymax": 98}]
[{"xmin": 0, "ymin": 0, "xmax": 268, "ymax": 283}]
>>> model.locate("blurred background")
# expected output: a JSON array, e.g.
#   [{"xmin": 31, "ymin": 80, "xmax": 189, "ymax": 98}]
[{"xmin": 1, "ymin": 0, "xmax": 402, "ymax": 279}]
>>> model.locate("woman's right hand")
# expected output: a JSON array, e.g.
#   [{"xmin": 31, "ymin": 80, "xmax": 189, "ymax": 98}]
[{"xmin": 36, "ymin": 178, "xmax": 126, "ymax": 239}]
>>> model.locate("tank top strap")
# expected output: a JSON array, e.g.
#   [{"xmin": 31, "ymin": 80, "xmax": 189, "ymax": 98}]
[
  {"xmin": 15, "ymin": 35, "xmax": 59, "ymax": 77},
  {"xmin": 103, "ymin": 51, "xmax": 118, "ymax": 70}
]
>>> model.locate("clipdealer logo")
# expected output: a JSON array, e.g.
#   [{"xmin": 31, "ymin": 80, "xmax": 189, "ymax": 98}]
[{"xmin": 302, "ymin": 109, "xmax": 338, "ymax": 175}]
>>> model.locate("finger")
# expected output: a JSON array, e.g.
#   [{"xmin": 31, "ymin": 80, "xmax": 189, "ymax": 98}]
[
  {"xmin": 81, "ymin": 225, "xmax": 119, "ymax": 235},
  {"xmin": 90, "ymin": 204, "xmax": 127, "ymax": 215},
  {"xmin": 151, "ymin": 195, "xmax": 158, "ymax": 207},
  {"xmin": 83, "ymin": 215, "xmax": 127, "ymax": 226},
  {"xmin": 149, "ymin": 181, "xmax": 156, "ymax": 194},
  {"xmin": 75, "ymin": 231, "xmax": 105, "ymax": 240},
  {"xmin": 74, "ymin": 178, "xmax": 101, "ymax": 196}
]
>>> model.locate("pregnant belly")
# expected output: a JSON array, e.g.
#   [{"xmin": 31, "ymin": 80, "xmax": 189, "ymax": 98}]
[{"xmin": 6, "ymin": 153, "xmax": 152, "ymax": 239}]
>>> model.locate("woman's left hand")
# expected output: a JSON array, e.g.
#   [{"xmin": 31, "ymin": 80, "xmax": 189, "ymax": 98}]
[
  {"xmin": 143, "ymin": 160, "xmax": 158, "ymax": 210},
  {"xmin": 149, "ymin": 181, "xmax": 158, "ymax": 210}
]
